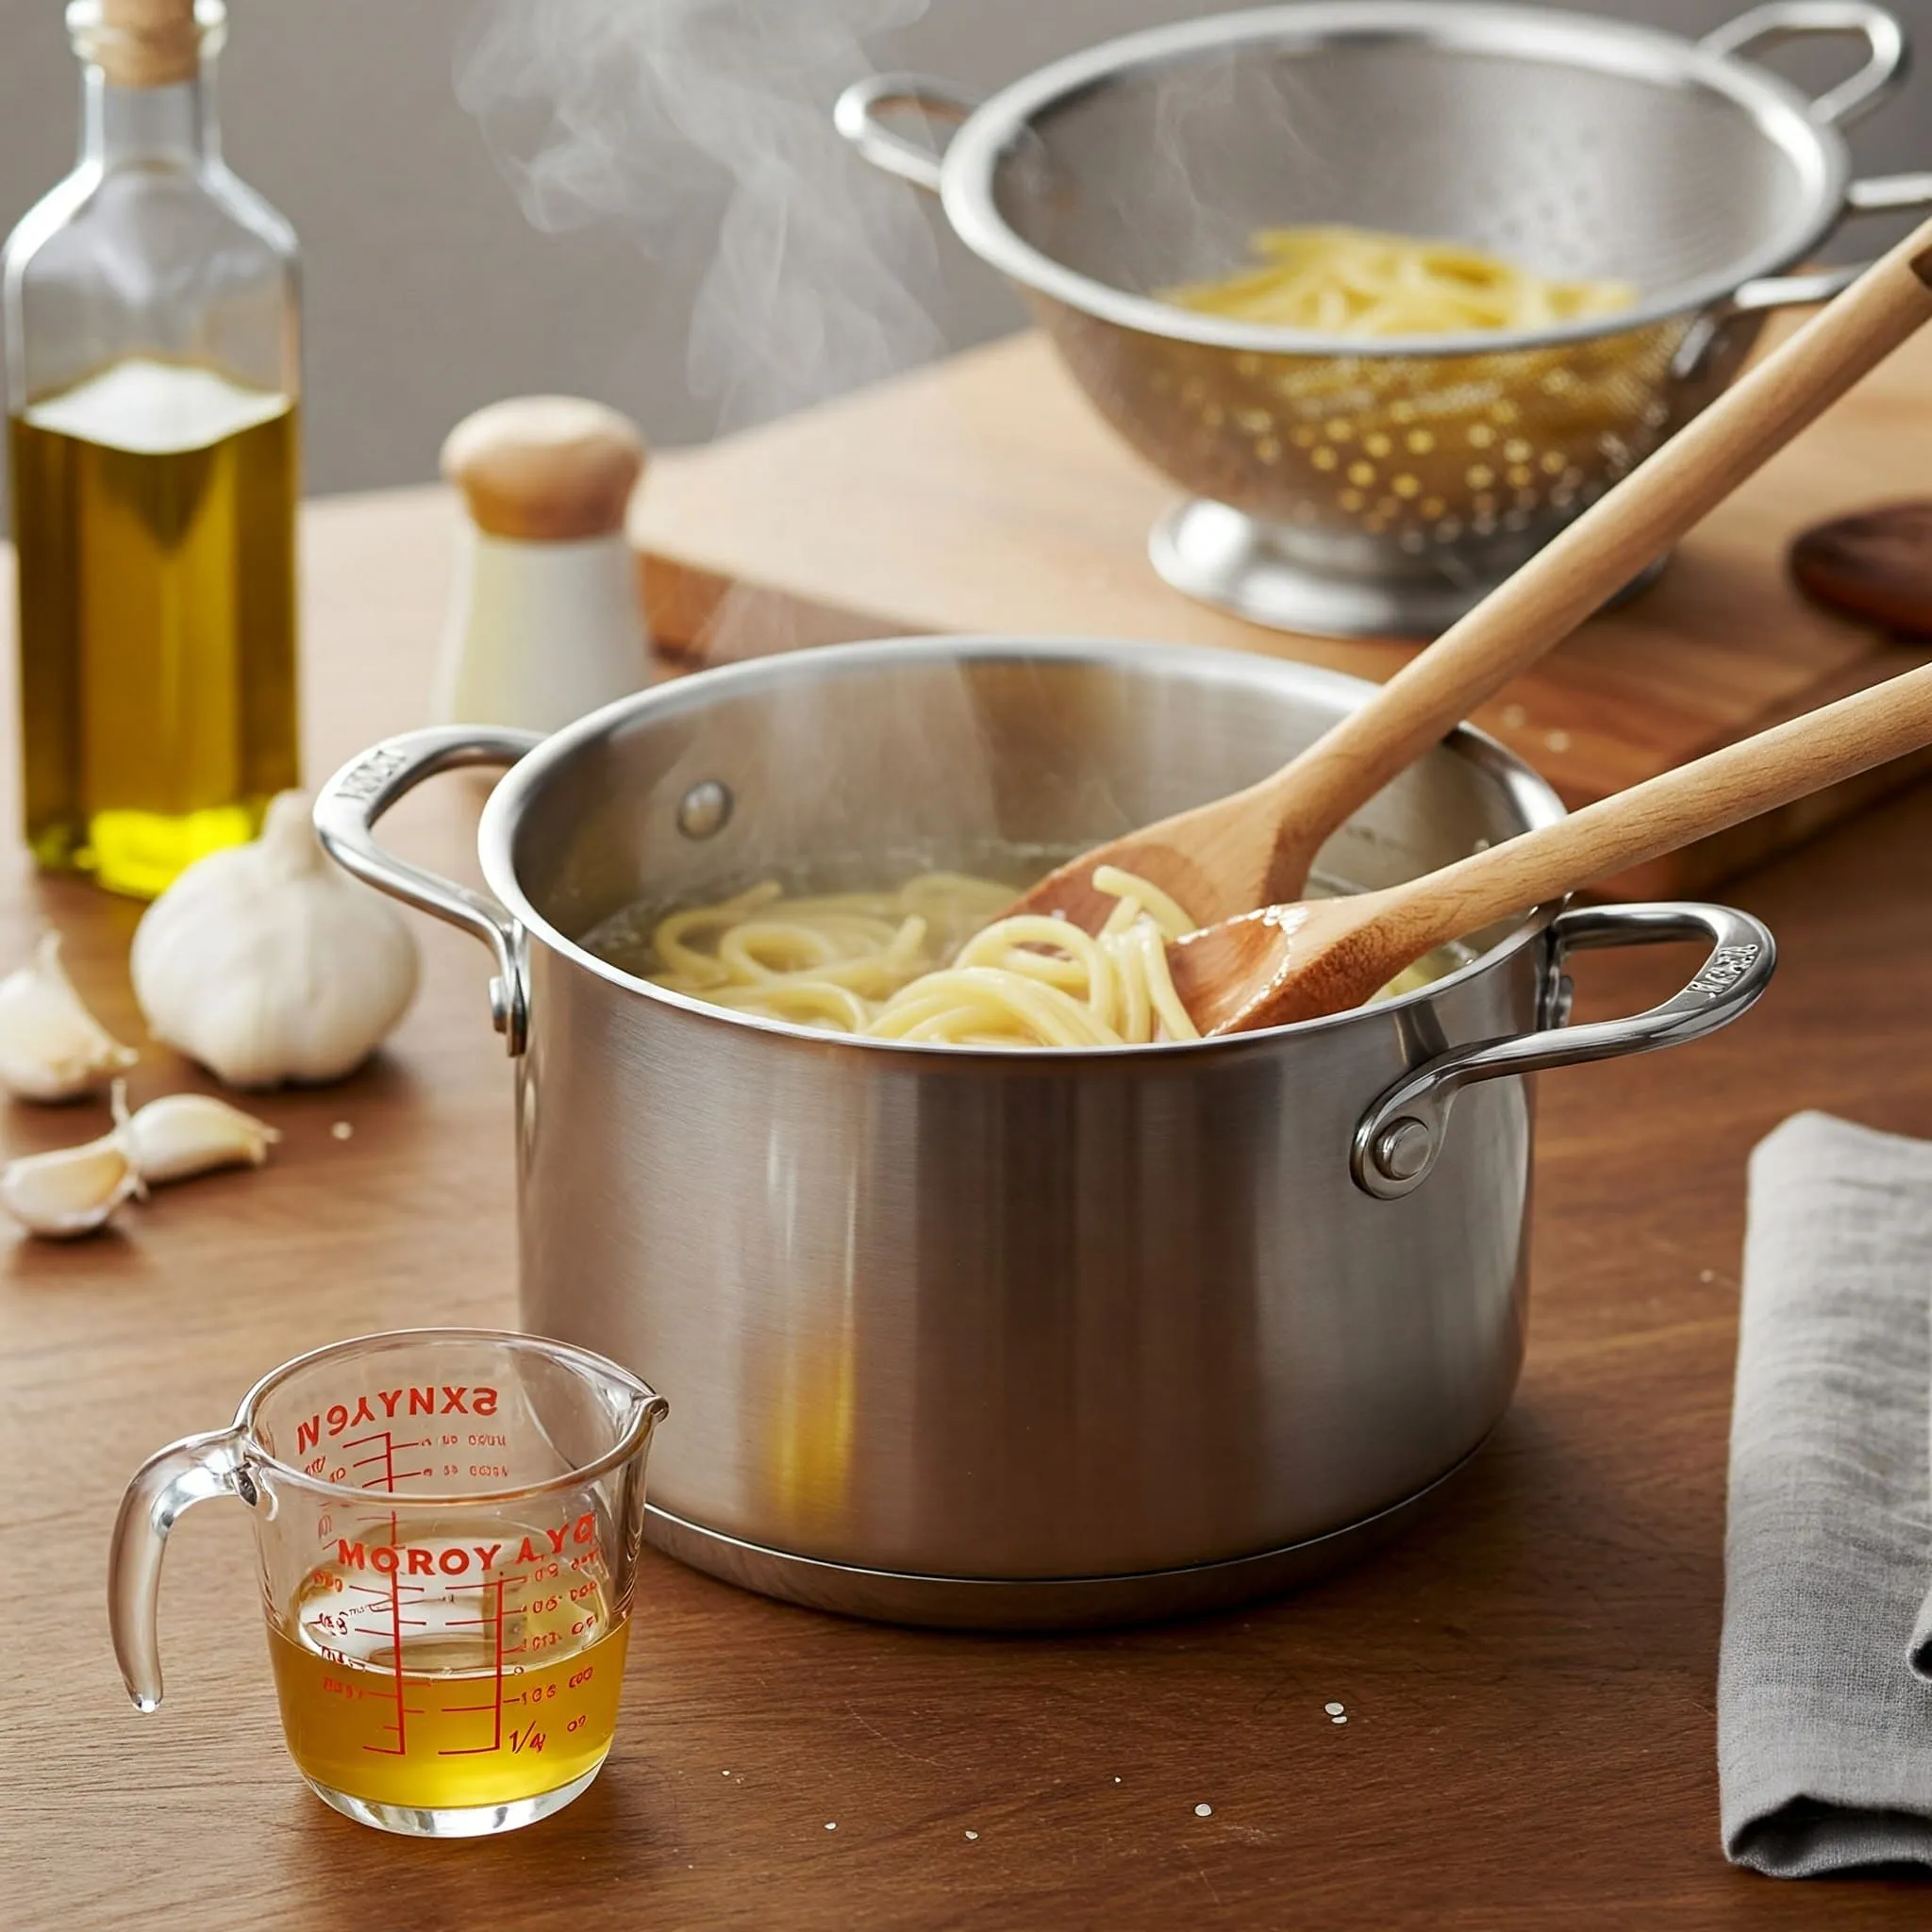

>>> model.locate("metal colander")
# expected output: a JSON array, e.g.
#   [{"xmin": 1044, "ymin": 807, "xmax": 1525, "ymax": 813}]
[{"xmin": 840, "ymin": 2, "xmax": 1932, "ymax": 635}]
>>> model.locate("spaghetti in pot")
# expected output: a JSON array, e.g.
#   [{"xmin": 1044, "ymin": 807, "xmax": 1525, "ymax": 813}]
[
  {"xmin": 604, "ymin": 865, "xmax": 1445, "ymax": 1049},
  {"xmin": 1162, "ymin": 225, "xmax": 1635, "ymax": 336}
]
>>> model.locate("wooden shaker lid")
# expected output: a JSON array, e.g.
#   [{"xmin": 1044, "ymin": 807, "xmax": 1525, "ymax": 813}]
[
  {"xmin": 86, "ymin": 0, "xmax": 205, "ymax": 89},
  {"xmin": 441, "ymin": 397, "xmax": 647, "ymax": 543}
]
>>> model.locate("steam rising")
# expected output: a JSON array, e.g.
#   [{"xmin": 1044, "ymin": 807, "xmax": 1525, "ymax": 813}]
[
  {"xmin": 457, "ymin": 0, "xmax": 1007, "ymax": 852},
  {"xmin": 457, "ymin": 0, "xmax": 947, "ymax": 435}
]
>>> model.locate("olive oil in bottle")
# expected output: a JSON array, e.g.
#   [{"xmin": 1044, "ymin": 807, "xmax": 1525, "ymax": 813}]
[
  {"xmin": 4, "ymin": 0, "xmax": 300, "ymax": 897},
  {"xmin": 12, "ymin": 363, "xmax": 298, "ymax": 896}
]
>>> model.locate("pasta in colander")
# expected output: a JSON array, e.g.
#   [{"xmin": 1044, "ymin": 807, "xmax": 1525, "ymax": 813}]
[{"xmin": 1163, "ymin": 225, "xmax": 1635, "ymax": 337}]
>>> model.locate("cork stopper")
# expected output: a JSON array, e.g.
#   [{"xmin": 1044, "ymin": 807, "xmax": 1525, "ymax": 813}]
[
  {"xmin": 75, "ymin": 0, "xmax": 211, "ymax": 88},
  {"xmin": 441, "ymin": 397, "xmax": 647, "ymax": 544}
]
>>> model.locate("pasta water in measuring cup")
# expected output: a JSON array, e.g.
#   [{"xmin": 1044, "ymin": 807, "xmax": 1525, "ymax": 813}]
[{"xmin": 109, "ymin": 1329, "xmax": 668, "ymax": 1837}]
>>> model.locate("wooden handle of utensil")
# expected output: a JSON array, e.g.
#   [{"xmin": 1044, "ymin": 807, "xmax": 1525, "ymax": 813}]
[
  {"xmin": 1269, "ymin": 216, "xmax": 1932, "ymax": 836},
  {"xmin": 1391, "ymin": 660, "xmax": 1932, "ymax": 950}
]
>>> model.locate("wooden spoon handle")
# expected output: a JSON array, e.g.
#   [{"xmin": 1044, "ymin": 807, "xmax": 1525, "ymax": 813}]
[
  {"xmin": 1389, "ymin": 660, "xmax": 1932, "ymax": 952},
  {"xmin": 1269, "ymin": 216, "xmax": 1932, "ymax": 839}
]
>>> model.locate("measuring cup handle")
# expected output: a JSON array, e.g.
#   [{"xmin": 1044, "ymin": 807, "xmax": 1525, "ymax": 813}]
[{"xmin": 108, "ymin": 1429, "xmax": 247, "ymax": 1712}]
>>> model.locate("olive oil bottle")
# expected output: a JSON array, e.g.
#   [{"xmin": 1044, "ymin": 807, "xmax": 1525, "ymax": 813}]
[{"xmin": 4, "ymin": 0, "xmax": 300, "ymax": 897}]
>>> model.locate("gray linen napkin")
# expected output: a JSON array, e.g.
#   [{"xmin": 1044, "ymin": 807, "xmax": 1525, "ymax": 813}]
[{"xmin": 1721, "ymin": 1110, "xmax": 1932, "ymax": 1875}]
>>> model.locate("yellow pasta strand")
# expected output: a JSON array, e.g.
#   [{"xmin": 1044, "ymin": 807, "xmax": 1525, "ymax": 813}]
[
  {"xmin": 1091, "ymin": 864, "xmax": 1195, "ymax": 941},
  {"xmin": 1164, "ymin": 224, "xmax": 1635, "ymax": 336},
  {"xmin": 630, "ymin": 864, "xmax": 1456, "ymax": 1047},
  {"xmin": 640, "ymin": 869, "xmax": 1196, "ymax": 1046}
]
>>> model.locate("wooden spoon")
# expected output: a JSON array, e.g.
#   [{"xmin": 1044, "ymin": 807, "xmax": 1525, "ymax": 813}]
[
  {"xmin": 1168, "ymin": 659, "xmax": 1932, "ymax": 1035},
  {"xmin": 1004, "ymin": 217, "xmax": 1932, "ymax": 936}
]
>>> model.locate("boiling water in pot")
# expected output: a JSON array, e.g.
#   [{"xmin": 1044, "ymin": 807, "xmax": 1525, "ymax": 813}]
[{"xmin": 582, "ymin": 850, "xmax": 1472, "ymax": 1048}]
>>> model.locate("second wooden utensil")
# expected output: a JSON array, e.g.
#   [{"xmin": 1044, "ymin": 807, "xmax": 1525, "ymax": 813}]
[
  {"xmin": 1169, "ymin": 658, "xmax": 1932, "ymax": 1035},
  {"xmin": 1005, "ymin": 216, "xmax": 1932, "ymax": 936}
]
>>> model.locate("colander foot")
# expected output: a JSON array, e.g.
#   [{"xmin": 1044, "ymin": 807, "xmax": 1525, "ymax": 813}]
[{"xmin": 1151, "ymin": 497, "xmax": 1667, "ymax": 640}]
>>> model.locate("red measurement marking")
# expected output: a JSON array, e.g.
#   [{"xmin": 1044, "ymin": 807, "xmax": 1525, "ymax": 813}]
[
  {"xmin": 439, "ymin": 1576, "xmax": 508, "ymax": 1757},
  {"xmin": 357, "ymin": 1501, "xmax": 409, "ymax": 1757},
  {"xmin": 341, "ymin": 1428, "xmax": 404, "ymax": 1496},
  {"xmin": 361, "ymin": 1557, "xmax": 410, "ymax": 1756}
]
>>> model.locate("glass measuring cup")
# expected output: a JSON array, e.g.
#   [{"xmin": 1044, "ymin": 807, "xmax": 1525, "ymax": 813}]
[{"xmin": 109, "ymin": 1328, "xmax": 668, "ymax": 1838}]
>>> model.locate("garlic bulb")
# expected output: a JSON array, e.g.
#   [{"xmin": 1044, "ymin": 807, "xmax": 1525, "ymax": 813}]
[
  {"xmin": 0, "ymin": 932, "xmax": 139, "ymax": 1101},
  {"xmin": 118, "ymin": 1090, "xmax": 280, "ymax": 1184},
  {"xmin": 131, "ymin": 791, "xmax": 420, "ymax": 1089},
  {"xmin": 0, "ymin": 1132, "xmax": 141, "ymax": 1239}
]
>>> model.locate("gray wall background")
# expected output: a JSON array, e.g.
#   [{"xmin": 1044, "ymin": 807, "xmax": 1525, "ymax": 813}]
[{"xmin": 4, "ymin": 0, "xmax": 1932, "ymax": 521}]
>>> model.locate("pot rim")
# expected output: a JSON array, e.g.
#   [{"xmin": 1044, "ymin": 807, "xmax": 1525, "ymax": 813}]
[
  {"xmin": 934, "ymin": 0, "xmax": 1850, "ymax": 360},
  {"xmin": 475, "ymin": 635, "xmax": 1568, "ymax": 1060}
]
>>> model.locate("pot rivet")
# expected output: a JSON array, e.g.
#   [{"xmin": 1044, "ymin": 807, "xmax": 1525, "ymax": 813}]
[
  {"xmin": 676, "ymin": 780, "xmax": 734, "ymax": 840},
  {"xmin": 1375, "ymin": 1118, "xmax": 1433, "ymax": 1183}
]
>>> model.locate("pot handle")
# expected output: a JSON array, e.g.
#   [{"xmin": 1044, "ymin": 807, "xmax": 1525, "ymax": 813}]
[
  {"xmin": 834, "ymin": 74, "xmax": 984, "ymax": 193},
  {"xmin": 1700, "ymin": 2, "xmax": 1906, "ymax": 126},
  {"xmin": 314, "ymin": 725, "xmax": 543, "ymax": 1056},
  {"xmin": 1351, "ymin": 903, "xmax": 1775, "ymax": 1201}
]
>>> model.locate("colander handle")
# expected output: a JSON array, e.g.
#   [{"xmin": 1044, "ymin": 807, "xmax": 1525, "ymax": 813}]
[
  {"xmin": 1726, "ymin": 171, "xmax": 1932, "ymax": 316},
  {"xmin": 1701, "ymin": 2, "xmax": 1906, "ymax": 126},
  {"xmin": 835, "ymin": 74, "xmax": 984, "ymax": 193}
]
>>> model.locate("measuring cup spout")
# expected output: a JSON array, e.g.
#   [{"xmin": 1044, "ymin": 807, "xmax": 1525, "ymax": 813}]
[{"xmin": 108, "ymin": 1428, "xmax": 247, "ymax": 1712}]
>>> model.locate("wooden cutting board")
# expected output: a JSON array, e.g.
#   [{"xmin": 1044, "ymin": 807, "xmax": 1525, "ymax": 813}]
[{"xmin": 630, "ymin": 326, "xmax": 1932, "ymax": 896}]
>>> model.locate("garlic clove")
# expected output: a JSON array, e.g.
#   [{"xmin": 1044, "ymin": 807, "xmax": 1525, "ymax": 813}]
[
  {"xmin": 120, "ymin": 1091, "xmax": 280, "ymax": 1185},
  {"xmin": 0, "ymin": 932, "xmax": 140, "ymax": 1102},
  {"xmin": 0, "ymin": 1131, "xmax": 140, "ymax": 1239},
  {"xmin": 131, "ymin": 790, "xmax": 421, "ymax": 1090}
]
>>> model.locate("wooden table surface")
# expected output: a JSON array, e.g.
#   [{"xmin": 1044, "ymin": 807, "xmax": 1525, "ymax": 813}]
[{"xmin": 8, "ymin": 486, "xmax": 1932, "ymax": 1929}]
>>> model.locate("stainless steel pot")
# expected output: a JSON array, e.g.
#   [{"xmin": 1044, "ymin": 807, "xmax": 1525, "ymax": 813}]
[
  {"xmin": 317, "ymin": 639, "xmax": 1773, "ymax": 1627},
  {"xmin": 837, "ymin": 1, "xmax": 1932, "ymax": 637}
]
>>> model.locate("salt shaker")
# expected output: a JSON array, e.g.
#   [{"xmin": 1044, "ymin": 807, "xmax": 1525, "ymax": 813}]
[{"xmin": 434, "ymin": 396, "xmax": 649, "ymax": 734}]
